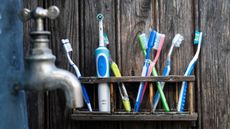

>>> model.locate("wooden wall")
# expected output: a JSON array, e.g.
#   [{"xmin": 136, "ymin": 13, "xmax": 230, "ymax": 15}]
[{"xmin": 22, "ymin": 0, "xmax": 230, "ymax": 129}]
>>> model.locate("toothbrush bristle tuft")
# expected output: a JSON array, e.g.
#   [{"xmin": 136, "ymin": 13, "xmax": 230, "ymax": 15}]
[
  {"xmin": 104, "ymin": 33, "xmax": 109, "ymax": 45},
  {"xmin": 194, "ymin": 31, "xmax": 201, "ymax": 45},
  {"xmin": 139, "ymin": 33, "xmax": 148, "ymax": 49},
  {"xmin": 172, "ymin": 34, "xmax": 184, "ymax": 47},
  {"xmin": 153, "ymin": 32, "xmax": 161, "ymax": 49},
  {"xmin": 61, "ymin": 39, "xmax": 73, "ymax": 53}
]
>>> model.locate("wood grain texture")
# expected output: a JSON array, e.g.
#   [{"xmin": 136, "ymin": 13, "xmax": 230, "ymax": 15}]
[
  {"xmin": 79, "ymin": 75, "xmax": 195, "ymax": 83},
  {"xmin": 200, "ymin": 0, "xmax": 230, "ymax": 129},
  {"xmin": 45, "ymin": 1, "xmax": 82, "ymax": 129},
  {"xmin": 22, "ymin": 0, "xmax": 230, "ymax": 128},
  {"xmin": 119, "ymin": 0, "xmax": 154, "ymax": 76},
  {"xmin": 117, "ymin": 0, "xmax": 155, "ymax": 114},
  {"xmin": 72, "ymin": 112, "xmax": 198, "ymax": 121},
  {"xmin": 156, "ymin": 0, "xmax": 194, "ymax": 116},
  {"xmin": 22, "ymin": 1, "xmax": 46, "ymax": 129}
]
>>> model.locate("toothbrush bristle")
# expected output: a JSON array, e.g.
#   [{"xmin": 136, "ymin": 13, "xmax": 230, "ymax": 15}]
[
  {"xmin": 194, "ymin": 31, "xmax": 201, "ymax": 45},
  {"xmin": 139, "ymin": 33, "xmax": 148, "ymax": 49},
  {"xmin": 153, "ymin": 32, "xmax": 161, "ymax": 49},
  {"xmin": 172, "ymin": 34, "xmax": 184, "ymax": 47},
  {"xmin": 104, "ymin": 33, "xmax": 109, "ymax": 45},
  {"xmin": 61, "ymin": 39, "xmax": 73, "ymax": 53}
]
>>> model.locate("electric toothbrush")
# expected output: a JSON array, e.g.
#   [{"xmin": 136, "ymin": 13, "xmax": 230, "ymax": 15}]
[{"xmin": 96, "ymin": 14, "xmax": 110, "ymax": 112}]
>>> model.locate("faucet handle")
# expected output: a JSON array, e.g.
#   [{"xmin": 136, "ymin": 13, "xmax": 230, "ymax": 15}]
[{"xmin": 20, "ymin": 6, "xmax": 60, "ymax": 21}]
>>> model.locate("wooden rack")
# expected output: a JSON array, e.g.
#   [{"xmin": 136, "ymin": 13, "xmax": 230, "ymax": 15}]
[{"xmin": 71, "ymin": 75, "xmax": 197, "ymax": 122}]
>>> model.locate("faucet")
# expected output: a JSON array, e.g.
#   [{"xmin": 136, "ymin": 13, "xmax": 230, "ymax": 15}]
[{"xmin": 19, "ymin": 6, "xmax": 83, "ymax": 109}]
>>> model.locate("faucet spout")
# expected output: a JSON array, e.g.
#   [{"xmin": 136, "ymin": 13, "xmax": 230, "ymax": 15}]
[
  {"xmin": 22, "ymin": 57, "xmax": 84, "ymax": 109},
  {"xmin": 41, "ymin": 68, "xmax": 84, "ymax": 108}
]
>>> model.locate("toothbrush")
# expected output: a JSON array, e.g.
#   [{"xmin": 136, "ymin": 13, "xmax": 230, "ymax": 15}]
[
  {"xmin": 140, "ymin": 32, "xmax": 164, "ymax": 102},
  {"xmin": 103, "ymin": 33, "xmax": 131, "ymax": 112},
  {"xmin": 134, "ymin": 30, "xmax": 156, "ymax": 112},
  {"xmin": 61, "ymin": 39, "xmax": 92, "ymax": 112},
  {"xmin": 177, "ymin": 31, "xmax": 202, "ymax": 112},
  {"xmin": 96, "ymin": 13, "xmax": 110, "ymax": 112},
  {"xmin": 110, "ymin": 59, "xmax": 131, "ymax": 112},
  {"xmin": 137, "ymin": 33, "xmax": 169, "ymax": 112},
  {"xmin": 152, "ymin": 34, "xmax": 184, "ymax": 112},
  {"xmin": 138, "ymin": 33, "xmax": 156, "ymax": 105},
  {"xmin": 139, "ymin": 33, "xmax": 170, "ymax": 112}
]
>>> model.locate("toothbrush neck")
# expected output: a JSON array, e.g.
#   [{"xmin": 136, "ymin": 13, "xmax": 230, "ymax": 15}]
[
  {"xmin": 99, "ymin": 20, "xmax": 104, "ymax": 46},
  {"xmin": 146, "ymin": 48, "xmax": 151, "ymax": 59},
  {"xmin": 167, "ymin": 44, "xmax": 174, "ymax": 60},
  {"xmin": 193, "ymin": 42, "xmax": 202, "ymax": 59}
]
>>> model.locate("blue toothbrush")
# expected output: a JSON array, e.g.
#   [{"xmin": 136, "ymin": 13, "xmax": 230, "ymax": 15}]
[
  {"xmin": 96, "ymin": 14, "xmax": 111, "ymax": 112},
  {"xmin": 61, "ymin": 39, "xmax": 92, "ymax": 112},
  {"xmin": 134, "ymin": 29, "xmax": 156, "ymax": 112},
  {"xmin": 177, "ymin": 31, "xmax": 203, "ymax": 112},
  {"xmin": 152, "ymin": 34, "xmax": 184, "ymax": 111}
]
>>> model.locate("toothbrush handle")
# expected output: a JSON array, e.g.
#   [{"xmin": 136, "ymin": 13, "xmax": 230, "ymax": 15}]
[
  {"xmin": 134, "ymin": 82, "xmax": 144, "ymax": 112},
  {"xmin": 177, "ymin": 64, "xmax": 195, "ymax": 112},
  {"xmin": 178, "ymin": 81, "xmax": 188, "ymax": 112},
  {"xmin": 134, "ymin": 63, "xmax": 148, "ymax": 112},
  {"xmin": 141, "ymin": 79, "xmax": 169, "ymax": 112},
  {"xmin": 119, "ymin": 83, "xmax": 131, "ymax": 112},
  {"xmin": 96, "ymin": 47, "xmax": 110, "ymax": 112},
  {"xmin": 152, "ymin": 65, "xmax": 170, "ymax": 111},
  {"xmin": 140, "ymin": 35, "xmax": 166, "ymax": 110},
  {"xmin": 141, "ymin": 65, "xmax": 159, "ymax": 102},
  {"xmin": 67, "ymin": 56, "xmax": 93, "ymax": 112},
  {"xmin": 110, "ymin": 62, "xmax": 131, "ymax": 112},
  {"xmin": 98, "ymin": 83, "xmax": 110, "ymax": 111},
  {"xmin": 147, "ymin": 62, "xmax": 170, "ymax": 112},
  {"xmin": 81, "ymin": 84, "xmax": 92, "ymax": 112}
]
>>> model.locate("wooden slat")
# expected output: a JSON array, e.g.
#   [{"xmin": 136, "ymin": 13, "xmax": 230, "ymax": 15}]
[
  {"xmin": 110, "ymin": 83, "xmax": 116, "ymax": 112},
  {"xmin": 189, "ymin": 82, "xmax": 194, "ymax": 113},
  {"xmin": 71, "ymin": 112, "xmax": 198, "ymax": 121},
  {"xmin": 156, "ymin": 0, "xmax": 194, "ymax": 118},
  {"xmin": 23, "ymin": 1, "xmax": 46, "ymax": 129},
  {"xmin": 79, "ymin": 75, "xmax": 195, "ymax": 84},
  {"xmin": 23, "ymin": 0, "xmax": 203, "ymax": 129},
  {"xmin": 43, "ymin": 1, "xmax": 82, "ymax": 129},
  {"xmin": 119, "ymin": 0, "xmax": 154, "ymax": 76},
  {"xmin": 200, "ymin": 0, "xmax": 230, "ymax": 129},
  {"xmin": 149, "ymin": 83, "xmax": 154, "ymax": 107}
]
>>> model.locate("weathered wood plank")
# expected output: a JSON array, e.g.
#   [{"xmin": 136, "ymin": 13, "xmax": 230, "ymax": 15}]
[
  {"xmin": 119, "ymin": 0, "xmax": 154, "ymax": 76},
  {"xmin": 41, "ymin": 1, "xmax": 82, "ymax": 129},
  {"xmin": 156, "ymin": 0, "xmax": 194, "ymax": 117},
  {"xmin": 200, "ymin": 0, "xmax": 230, "ymax": 129},
  {"xmin": 23, "ymin": 1, "xmax": 46, "ymax": 129},
  {"xmin": 193, "ymin": 0, "xmax": 201, "ymax": 128},
  {"xmin": 80, "ymin": 0, "xmax": 117, "ymax": 112},
  {"xmin": 188, "ymin": 82, "xmax": 194, "ymax": 113},
  {"xmin": 79, "ymin": 75, "xmax": 195, "ymax": 84},
  {"xmin": 71, "ymin": 112, "xmax": 198, "ymax": 121},
  {"xmin": 23, "ymin": 0, "xmax": 202, "ymax": 129},
  {"xmin": 80, "ymin": 0, "xmax": 116, "ymax": 76}
]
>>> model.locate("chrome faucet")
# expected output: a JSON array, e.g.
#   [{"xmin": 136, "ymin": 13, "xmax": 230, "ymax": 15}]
[{"xmin": 19, "ymin": 6, "xmax": 83, "ymax": 109}]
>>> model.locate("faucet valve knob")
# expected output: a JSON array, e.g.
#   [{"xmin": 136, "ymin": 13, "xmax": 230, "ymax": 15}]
[{"xmin": 20, "ymin": 6, "xmax": 60, "ymax": 21}]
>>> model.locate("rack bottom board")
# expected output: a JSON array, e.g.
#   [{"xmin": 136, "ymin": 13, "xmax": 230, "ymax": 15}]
[{"xmin": 71, "ymin": 111, "xmax": 198, "ymax": 121}]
